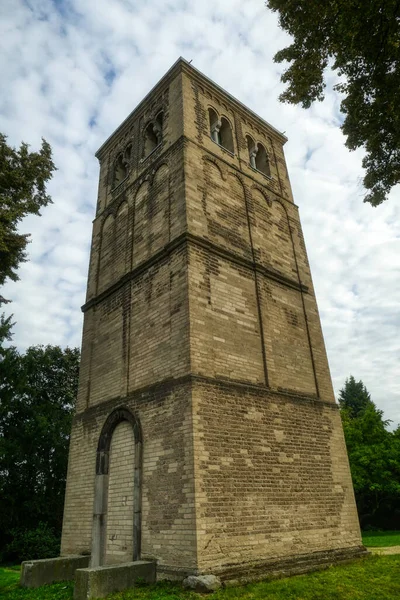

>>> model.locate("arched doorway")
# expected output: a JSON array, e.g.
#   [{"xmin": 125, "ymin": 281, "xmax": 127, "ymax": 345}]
[{"xmin": 91, "ymin": 408, "xmax": 142, "ymax": 566}]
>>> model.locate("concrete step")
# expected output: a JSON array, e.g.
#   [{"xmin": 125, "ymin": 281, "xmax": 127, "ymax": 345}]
[{"xmin": 74, "ymin": 560, "xmax": 156, "ymax": 600}]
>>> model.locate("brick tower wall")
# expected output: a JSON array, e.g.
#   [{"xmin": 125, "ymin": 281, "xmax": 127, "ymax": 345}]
[
  {"xmin": 192, "ymin": 383, "xmax": 360, "ymax": 574},
  {"xmin": 181, "ymin": 69, "xmax": 361, "ymax": 573},
  {"xmin": 61, "ymin": 70, "xmax": 198, "ymax": 571},
  {"xmin": 61, "ymin": 60, "xmax": 362, "ymax": 580}
]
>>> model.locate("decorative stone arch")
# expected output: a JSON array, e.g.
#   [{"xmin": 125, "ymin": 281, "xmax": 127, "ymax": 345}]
[
  {"xmin": 228, "ymin": 170, "xmax": 248, "ymax": 198},
  {"xmin": 91, "ymin": 407, "xmax": 142, "ymax": 567},
  {"xmin": 219, "ymin": 115, "xmax": 234, "ymax": 153},
  {"xmin": 255, "ymin": 142, "xmax": 271, "ymax": 177},
  {"xmin": 202, "ymin": 155, "xmax": 226, "ymax": 181},
  {"xmin": 245, "ymin": 136, "xmax": 271, "ymax": 177},
  {"xmin": 142, "ymin": 111, "xmax": 163, "ymax": 159},
  {"xmin": 100, "ymin": 211, "xmax": 115, "ymax": 231},
  {"xmin": 150, "ymin": 160, "xmax": 170, "ymax": 186},
  {"xmin": 246, "ymin": 134, "xmax": 257, "ymax": 168},
  {"xmin": 207, "ymin": 106, "xmax": 219, "ymax": 142},
  {"xmin": 251, "ymin": 184, "xmax": 272, "ymax": 207},
  {"xmin": 113, "ymin": 154, "xmax": 128, "ymax": 188},
  {"xmin": 96, "ymin": 213, "xmax": 116, "ymax": 295},
  {"xmin": 207, "ymin": 107, "xmax": 234, "ymax": 153},
  {"xmin": 124, "ymin": 142, "xmax": 133, "ymax": 163},
  {"xmin": 115, "ymin": 198, "xmax": 129, "ymax": 218},
  {"xmin": 134, "ymin": 178, "xmax": 150, "ymax": 202}
]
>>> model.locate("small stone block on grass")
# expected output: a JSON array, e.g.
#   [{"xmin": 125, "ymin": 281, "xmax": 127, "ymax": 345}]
[
  {"xmin": 74, "ymin": 560, "xmax": 156, "ymax": 600},
  {"xmin": 183, "ymin": 575, "xmax": 222, "ymax": 593},
  {"xmin": 20, "ymin": 555, "xmax": 90, "ymax": 588}
]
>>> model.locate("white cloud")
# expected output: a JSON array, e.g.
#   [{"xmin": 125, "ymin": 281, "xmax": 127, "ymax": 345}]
[{"xmin": 1, "ymin": 0, "xmax": 399, "ymax": 426}]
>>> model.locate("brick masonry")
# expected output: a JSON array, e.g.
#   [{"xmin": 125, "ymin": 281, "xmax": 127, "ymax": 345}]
[
  {"xmin": 61, "ymin": 58, "xmax": 363, "ymax": 579},
  {"xmin": 105, "ymin": 421, "xmax": 135, "ymax": 564}
]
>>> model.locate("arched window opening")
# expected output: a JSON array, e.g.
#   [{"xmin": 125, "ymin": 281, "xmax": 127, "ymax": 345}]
[
  {"xmin": 246, "ymin": 135, "xmax": 257, "ymax": 169},
  {"xmin": 208, "ymin": 108, "xmax": 220, "ymax": 144},
  {"xmin": 154, "ymin": 111, "xmax": 163, "ymax": 141},
  {"xmin": 144, "ymin": 123, "xmax": 158, "ymax": 157},
  {"xmin": 113, "ymin": 154, "xmax": 127, "ymax": 188},
  {"xmin": 219, "ymin": 117, "xmax": 234, "ymax": 153},
  {"xmin": 92, "ymin": 408, "xmax": 142, "ymax": 567},
  {"xmin": 255, "ymin": 143, "xmax": 271, "ymax": 177},
  {"xmin": 208, "ymin": 108, "xmax": 234, "ymax": 153},
  {"xmin": 143, "ymin": 112, "xmax": 163, "ymax": 159},
  {"xmin": 125, "ymin": 143, "xmax": 132, "ymax": 162}
]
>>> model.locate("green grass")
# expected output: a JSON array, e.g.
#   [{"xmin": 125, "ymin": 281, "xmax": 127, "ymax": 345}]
[
  {"xmin": 0, "ymin": 567, "xmax": 20, "ymax": 592},
  {"xmin": 362, "ymin": 530, "xmax": 400, "ymax": 548},
  {"xmin": 1, "ymin": 555, "xmax": 400, "ymax": 600},
  {"xmin": 0, "ymin": 567, "xmax": 73, "ymax": 599}
]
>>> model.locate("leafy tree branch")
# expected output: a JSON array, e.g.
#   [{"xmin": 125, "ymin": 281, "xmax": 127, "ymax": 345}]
[{"xmin": 267, "ymin": 0, "xmax": 400, "ymax": 205}]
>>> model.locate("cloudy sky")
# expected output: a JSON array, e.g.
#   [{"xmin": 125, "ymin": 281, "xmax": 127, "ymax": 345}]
[{"xmin": 1, "ymin": 0, "xmax": 399, "ymax": 425}]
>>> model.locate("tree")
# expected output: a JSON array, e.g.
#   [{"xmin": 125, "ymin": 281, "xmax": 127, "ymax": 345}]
[
  {"xmin": 0, "ymin": 134, "xmax": 56, "ymax": 286},
  {"xmin": 0, "ymin": 345, "xmax": 80, "ymax": 561},
  {"xmin": 339, "ymin": 376, "xmax": 400, "ymax": 528},
  {"xmin": 0, "ymin": 134, "xmax": 56, "ymax": 343},
  {"xmin": 338, "ymin": 375, "xmax": 372, "ymax": 418},
  {"xmin": 266, "ymin": 0, "xmax": 400, "ymax": 206}
]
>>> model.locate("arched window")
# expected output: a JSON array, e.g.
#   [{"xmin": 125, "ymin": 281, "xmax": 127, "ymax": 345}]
[
  {"xmin": 246, "ymin": 135, "xmax": 257, "ymax": 169},
  {"xmin": 255, "ymin": 143, "xmax": 271, "ymax": 177},
  {"xmin": 208, "ymin": 108, "xmax": 234, "ymax": 153},
  {"xmin": 208, "ymin": 108, "xmax": 219, "ymax": 143},
  {"xmin": 219, "ymin": 117, "xmax": 234, "ymax": 153},
  {"xmin": 154, "ymin": 111, "xmax": 163, "ymax": 138},
  {"xmin": 125, "ymin": 143, "xmax": 132, "ymax": 162},
  {"xmin": 113, "ymin": 154, "xmax": 127, "ymax": 188},
  {"xmin": 143, "ymin": 112, "xmax": 163, "ymax": 158},
  {"xmin": 143, "ymin": 123, "xmax": 158, "ymax": 157}
]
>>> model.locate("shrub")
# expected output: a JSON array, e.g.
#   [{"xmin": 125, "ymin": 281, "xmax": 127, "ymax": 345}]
[{"xmin": 5, "ymin": 522, "xmax": 60, "ymax": 562}]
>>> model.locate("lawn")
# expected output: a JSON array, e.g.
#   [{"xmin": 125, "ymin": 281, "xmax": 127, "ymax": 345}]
[
  {"xmin": 0, "ymin": 567, "xmax": 73, "ymax": 599},
  {"xmin": 1, "ymin": 555, "xmax": 400, "ymax": 600},
  {"xmin": 362, "ymin": 530, "xmax": 400, "ymax": 548}
]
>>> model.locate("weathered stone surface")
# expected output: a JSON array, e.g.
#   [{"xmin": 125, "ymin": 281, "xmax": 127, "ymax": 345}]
[
  {"xmin": 74, "ymin": 561, "xmax": 156, "ymax": 600},
  {"xmin": 20, "ymin": 555, "xmax": 90, "ymax": 588},
  {"xmin": 183, "ymin": 575, "xmax": 222, "ymax": 593}
]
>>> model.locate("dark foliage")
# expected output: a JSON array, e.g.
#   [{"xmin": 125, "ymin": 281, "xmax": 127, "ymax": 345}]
[
  {"xmin": 266, "ymin": 0, "xmax": 400, "ymax": 206},
  {"xmin": 339, "ymin": 376, "xmax": 400, "ymax": 529},
  {"xmin": 0, "ymin": 345, "xmax": 80, "ymax": 562},
  {"xmin": 5, "ymin": 523, "xmax": 60, "ymax": 563}
]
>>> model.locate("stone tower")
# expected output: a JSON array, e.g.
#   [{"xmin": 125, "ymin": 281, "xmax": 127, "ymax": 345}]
[{"xmin": 61, "ymin": 58, "xmax": 364, "ymax": 581}]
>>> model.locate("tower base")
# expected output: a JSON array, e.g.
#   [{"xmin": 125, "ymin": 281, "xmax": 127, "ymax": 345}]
[{"xmin": 212, "ymin": 546, "xmax": 368, "ymax": 584}]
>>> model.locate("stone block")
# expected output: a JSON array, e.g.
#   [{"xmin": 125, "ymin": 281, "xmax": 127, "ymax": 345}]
[
  {"xmin": 20, "ymin": 555, "xmax": 90, "ymax": 588},
  {"xmin": 74, "ymin": 560, "xmax": 156, "ymax": 600},
  {"xmin": 183, "ymin": 574, "xmax": 222, "ymax": 593}
]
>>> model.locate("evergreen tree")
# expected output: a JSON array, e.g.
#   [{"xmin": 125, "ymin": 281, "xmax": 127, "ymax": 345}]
[
  {"xmin": 339, "ymin": 377, "xmax": 400, "ymax": 529},
  {"xmin": 338, "ymin": 375, "xmax": 372, "ymax": 418}
]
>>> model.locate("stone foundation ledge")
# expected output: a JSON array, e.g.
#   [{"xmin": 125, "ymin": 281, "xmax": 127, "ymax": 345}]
[
  {"xmin": 213, "ymin": 546, "xmax": 369, "ymax": 584},
  {"xmin": 20, "ymin": 555, "xmax": 90, "ymax": 588},
  {"xmin": 74, "ymin": 560, "xmax": 156, "ymax": 600}
]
